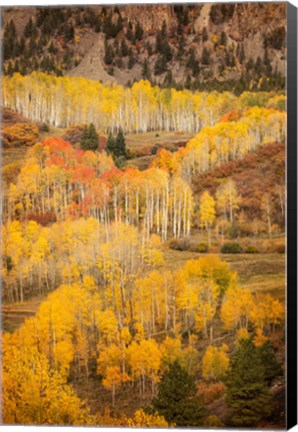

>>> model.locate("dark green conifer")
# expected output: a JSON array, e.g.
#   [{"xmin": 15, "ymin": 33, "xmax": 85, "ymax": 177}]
[
  {"xmin": 152, "ymin": 360, "xmax": 205, "ymax": 427},
  {"xmin": 226, "ymin": 338, "xmax": 272, "ymax": 426},
  {"xmin": 81, "ymin": 123, "xmax": 99, "ymax": 151}
]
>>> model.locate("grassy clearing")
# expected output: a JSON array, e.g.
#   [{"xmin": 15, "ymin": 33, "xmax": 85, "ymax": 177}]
[
  {"xmin": 126, "ymin": 155, "xmax": 155, "ymax": 170},
  {"xmin": 2, "ymin": 297, "xmax": 44, "ymax": 333},
  {"xmin": 162, "ymin": 248, "xmax": 285, "ymax": 301},
  {"xmin": 1, "ymin": 146, "xmax": 28, "ymax": 167},
  {"xmin": 125, "ymin": 131, "xmax": 194, "ymax": 149}
]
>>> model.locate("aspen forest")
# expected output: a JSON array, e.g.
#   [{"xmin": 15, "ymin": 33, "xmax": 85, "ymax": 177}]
[{"xmin": 1, "ymin": 3, "xmax": 286, "ymax": 429}]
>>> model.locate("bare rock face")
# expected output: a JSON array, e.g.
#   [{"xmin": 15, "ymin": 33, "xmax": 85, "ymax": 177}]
[
  {"xmin": 69, "ymin": 32, "xmax": 117, "ymax": 84},
  {"xmin": 228, "ymin": 3, "xmax": 286, "ymax": 41},
  {"xmin": 120, "ymin": 5, "xmax": 176, "ymax": 32},
  {"xmin": 194, "ymin": 3, "xmax": 212, "ymax": 34}
]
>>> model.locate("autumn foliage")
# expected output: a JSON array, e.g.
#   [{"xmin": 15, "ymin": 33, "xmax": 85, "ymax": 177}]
[
  {"xmin": 1, "ymin": 83, "xmax": 286, "ymax": 427},
  {"xmin": 2, "ymin": 122, "xmax": 40, "ymax": 147}
]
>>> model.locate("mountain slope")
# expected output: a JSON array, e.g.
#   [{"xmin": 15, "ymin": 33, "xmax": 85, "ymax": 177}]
[{"xmin": 2, "ymin": 3, "xmax": 286, "ymax": 92}]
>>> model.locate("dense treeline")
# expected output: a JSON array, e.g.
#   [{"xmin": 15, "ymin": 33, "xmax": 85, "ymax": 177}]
[
  {"xmin": 2, "ymin": 73, "xmax": 285, "ymax": 133},
  {"xmin": 3, "ymin": 138, "xmax": 192, "ymax": 242},
  {"xmin": 153, "ymin": 106, "xmax": 286, "ymax": 179}
]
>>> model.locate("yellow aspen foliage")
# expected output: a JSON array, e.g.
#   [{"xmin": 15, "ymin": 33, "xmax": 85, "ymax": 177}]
[
  {"xmin": 180, "ymin": 344, "xmax": 199, "ymax": 375},
  {"xmin": 200, "ymin": 191, "xmax": 216, "ymax": 230},
  {"xmin": 253, "ymin": 328, "xmax": 269, "ymax": 347},
  {"xmin": 220, "ymin": 274, "xmax": 254, "ymax": 330},
  {"xmin": 97, "ymin": 344, "xmax": 123, "ymax": 376},
  {"xmin": 126, "ymin": 339, "xmax": 161, "ymax": 395},
  {"xmin": 160, "ymin": 336, "xmax": 182, "ymax": 365},
  {"xmin": 2, "ymin": 336, "xmax": 93, "ymax": 425},
  {"xmin": 248, "ymin": 293, "xmax": 284, "ymax": 333},
  {"xmin": 236, "ymin": 327, "xmax": 250, "ymax": 342},
  {"xmin": 216, "ymin": 179, "xmax": 241, "ymax": 223},
  {"xmin": 202, "ymin": 344, "xmax": 229, "ymax": 381},
  {"xmin": 127, "ymin": 409, "xmax": 169, "ymax": 427},
  {"xmin": 102, "ymin": 366, "xmax": 130, "ymax": 406}
]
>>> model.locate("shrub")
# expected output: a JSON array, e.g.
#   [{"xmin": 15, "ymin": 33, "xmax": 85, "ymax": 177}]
[
  {"xmin": 221, "ymin": 242, "xmax": 243, "ymax": 254},
  {"xmin": 206, "ymin": 415, "xmax": 224, "ymax": 427},
  {"xmin": 197, "ymin": 242, "xmax": 209, "ymax": 253},
  {"xmin": 151, "ymin": 144, "xmax": 160, "ymax": 155},
  {"xmin": 245, "ymin": 246, "xmax": 259, "ymax": 254},
  {"xmin": 198, "ymin": 382, "xmax": 226, "ymax": 404},
  {"xmin": 26, "ymin": 211, "xmax": 57, "ymax": 226},
  {"xmin": 2, "ymin": 161, "xmax": 22, "ymax": 184},
  {"xmin": 169, "ymin": 238, "xmax": 190, "ymax": 251},
  {"xmin": 40, "ymin": 123, "xmax": 49, "ymax": 132},
  {"xmin": 62, "ymin": 124, "xmax": 85, "ymax": 145},
  {"xmin": 274, "ymin": 241, "xmax": 285, "ymax": 254},
  {"xmin": 2, "ymin": 122, "xmax": 40, "ymax": 147}
]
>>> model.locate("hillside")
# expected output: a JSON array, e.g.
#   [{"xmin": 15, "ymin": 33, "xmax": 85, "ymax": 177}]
[
  {"xmin": 2, "ymin": 3, "xmax": 286, "ymax": 92},
  {"xmin": 192, "ymin": 142, "xmax": 285, "ymax": 229}
]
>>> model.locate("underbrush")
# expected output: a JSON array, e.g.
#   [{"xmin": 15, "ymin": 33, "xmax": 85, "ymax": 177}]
[{"xmin": 168, "ymin": 234, "xmax": 285, "ymax": 255}]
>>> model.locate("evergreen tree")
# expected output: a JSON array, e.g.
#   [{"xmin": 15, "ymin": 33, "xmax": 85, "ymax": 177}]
[
  {"xmin": 7, "ymin": 61, "xmax": 14, "ymax": 76},
  {"xmin": 185, "ymin": 74, "xmax": 192, "ymax": 89},
  {"xmin": 177, "ymin": 36, "xmax": 185, "ymax": 60},
  {"xmin": 107, "ymin": 132, "xmax": 116, "ymax": 156},
  {"xmin": 161, "ymin": 20, "xmax": 168, "ymax": 39},
  {"xmin": 80, "ymin": 123, "xmax": 99, "ymax": 151},
  {"xmin": 155, "ymin": 32, "xmax": 163, "ymax": 53},
  {"xmin": 94, "ymin": 16, "xmax": 102, "ymax": 33},
  {"xmin": 128, "ymin": 50, "xmax": 136, "ymax": 69},
  {"xmin": 142, "ymin": 60, "xmax": 151, "ymax": 80},
  {"xmin": 103, "ymin": 12, "xmax": 117, "ymax": 39},
  {"xmin": 12, "ymin": 38, "xmax": 20, "ymax": 59},
  {"xmin": 24, "ymin": 18, "xmax": 33, "ymax": 38},
  {"xmin": 116, "ymin": 15, "xmax": 123, "ymax": 34},
  {"xmin": 263, "ymin": 49, "xmax": 272, "ymax": 76},
  {"xmin": 18, "ymin": 36, "xmax": 25, "ymax": 55},
  {"xmin": 154, "ymin": 55, "xmax": 167, "ymax": 75},
  {"xmin": 258, "ymin": 341, "xmax": 282, "ymax": 384},
  {"xmin": 220, "ymin": 31, "xmax": 227, "ymax": 46},
  {"xmin": 48, "ymin": 40, "xmax": 57, "ymax": 54},
  {"xmin": 152, "ymin": 361, "xmax": 205, "ymax": 427},
  {"xmin": 3, "ymin": 21, "xmax": 17, "ymax": 61},
  {"xmin": 104, "ymin": 42, "xmax": 115, "ymax": 65},
  {"xmin": 65, "ymin": 23, "xmax": 75, "ymax": 42},
  {"xmin": 120, "ymin": 39, "xmax": 129, "ymax": 57},
  {"xmin": 126, "ymin": 21, "xmax": 134, "ymax": 42},
  {"xmin": 177, "ymin": 22, "xmax": 183, "ymax": 36},
  {"xmin": 115, "ymin": 129, "xmax": 126, "ymax": 157},
  {"xmin": 183, "ymin": 8, "xmax": 190, "ymax": 25},
  {"xmin": 135, "ymin": 21, "xmax": 143, "ymax": 41},
  {"xmin": 226, "ymin": 338, "xmax": 272, "ymax": 427},
  {"xmin": 255, "ymin": 56, "xmax": 263, "ymax": 75},
  {"xmin": 202, "ymin": 47, "xmax": 210, "ymax": 65},
  {"xmin": 202, "ymin": 26, "xmax": 208, "ymax": 42},
  {"xmin": 238, "ymin": 44, "xmax": 245, "ymax": 64},
  {"xmin": 164, "ymin": 70, "xmax": 173, "ymax": 87},
  {"xmin": 14, "ymin": 59, "xmax": 20, "ymax": 73},
  {"xmin": 162, "ymin": 41, "xmax": 172, "ymax": 62},
  {"xmin": 187, "ymin": 48, "xmax": 200, "ymax": 76},
  {"xmin": 246, "ymin": 57, "xmax": 255, "ymax": 71}
]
